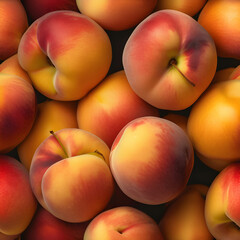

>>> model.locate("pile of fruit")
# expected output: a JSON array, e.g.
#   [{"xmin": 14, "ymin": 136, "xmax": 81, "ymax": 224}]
[{"xmin": 0, "ymin": 0, "xmax": 239, "ymax": 239}]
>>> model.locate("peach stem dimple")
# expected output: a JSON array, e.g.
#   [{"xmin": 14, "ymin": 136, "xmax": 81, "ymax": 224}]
[{"xmin": 169, "ymin": 58, "xmax": 195, "ymax": 87}]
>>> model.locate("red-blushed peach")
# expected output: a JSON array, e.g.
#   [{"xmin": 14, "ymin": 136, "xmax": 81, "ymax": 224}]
[
  {"xmin": 0, "ymin": 232, "xmax": 19, "ymax": 240},
  {"xmin": 17, "ymin": 100, "xmax": 78, "ymax": 171},
  {"xmin": 187, "ymin": 79, "xmax": 240, "ymax": 171},
  {"xmin": 0, "ymin": 54, "xmax": 32, "ymax": 84},
  {"xmin": 155, "ymin": 0, "xmax": 207, "ymax": 17},
  {"xmin": 163, "ymin": 113, "xmax": 188, "ymax": 134},
  {"xmin": 21, "ymin": 206, "xmax": 88, "ymax": 240},
  {"xmin": 30, "ymin": 128, "xmax": 114, "ymax": 223},
  {"xmin": 0, "ymin": 73, "xmax": 36, "ymax": 153},
  {"xmin": 77, "ymin": 70, "xmax": 160, "ymax": 149},
  {"xmin": 18, "ymin": 10, "xmax": 112, "ymax": 101},
  {"xmin": 0, "ymin": 0, "xmax": 28, "ymax": 61},
  {"xmin": 205, "ymin": 162, "xmax": 240, "ymax": 240},
  {"xmin": 198, "ymin": 0, "xmax": 240, "ymax": 59},
  {"xmin": 159, "ymin": 184, "xmax": 213, "ymax": 240},
  {"xmin": 76, "ymin": 0, "xmax": 157, "ymax": 31},
  {"xmin": 123, "ymin": 9, "xmax": 217, "ymax": 110},
  {"xmin": 229, "ymin": 65, "xmax": 240, "ymax": 80},
  {"xmin": 211, "ymin": 67, "xmax": 235, "ymax": 84},
  {"xmin": 83, "ymin": 206, "xmax": 164, "ymax": 240},
  {"xmin": 0, "ymin": 155, "xmax": 37, "ymax": 236},
  {"xmin": 110, "ymin": 116, "xmax": 194, "ymax": 205},
  {"xmin": 22, "ymin": 0, "xmax": 78, "ymax": 21}
]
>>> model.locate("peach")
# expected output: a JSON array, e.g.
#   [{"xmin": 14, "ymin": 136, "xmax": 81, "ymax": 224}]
[
  {"xmin": 0, "ymin": 0, "xmax": 28, "ymax": 60},
  {"xmin": 211, "ymin": 67, "xmax": 235, "ymax": 84},
  {"xmin": 0, "ymin": 73, "xmax": 36, "ymax": 153},
  {"xmin": 21, "ymin": 206, "xmax": 88, "ymax": 240},
  {"xmin": 84, "ymin": 206, "xmax": 164, "ymax": 240},
  {"xmin": 229, "ymin": 65, "xmax": 240, "ymax": 80},
  {"xmin": 30, "ymin": 128, "xmax": 114, "ymax": 223},
  {"xmin": 198, "ymin": 0, "xmax": 240, "ymax": 59},
  {"xmin": 0, "ymin": 54, "xmax": 32, "ymax": 84},
  {"xmin": 123, "ymin": 9, "xmax": 217, "ymax": 110},
  {"xmin": 17, "ymin": 100, "xmax": 78, "ymax": 171},
  {"xmin": 163, "ymin": 113, "xmax": 188, "ymax": 134},
  {"xmin": 0, "ymin": 155, "xmax": 37, "ymax": 236},
  {"xmin": 18, "ymin": 10, "xmax": 112, "ymax": 101},
  {"xmin": 205, "ymin": 162, "xmax": 240, "ymax": 240},
  {"xmin": 187, "ymin": 79, "xmax": 240, "ymax": 171},
  {"xmin": 0, "ymin": 232, "xmax": 19, "ymax": 240},
  {"xmin": 76, "ymin": 0, "xmax": 157, "ymax": 31},
  {"xmin": 22, "ymin": 0, "xmax": 78, "ymax": 21},
  {"xmin": 110, "ymin": 116, "xmax": 194, "ymax": 205},
  {"xmin": 155, "ymin": 0, "xmax": 207, "ymax": 17},
  {"xmin": 159, "ymin": 184, "xmax": 213, "ymax": 240},
  {"xmin": 77, "ymin": 70, "xmax": 160, "ymax": 148}
]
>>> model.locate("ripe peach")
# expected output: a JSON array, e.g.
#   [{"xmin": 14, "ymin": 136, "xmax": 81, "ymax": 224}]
[
  {"xmin": 0, "ymin": 73, "xmax": 36, "ymax": 153},
  {"xmin": 123, "ymin": 9, "xmax": 217, "ymax": 110},
  {"xmin": 211, "ymin": 67, "xmax": 235, "ymax": 84},
  {"xmin": 30, "ymin": 128, "xmax": 114, "ymax": 223},
  {"xmin": 198, "ymin": 0, "xmax": 240, "ymax": 59},
  {"xmin": 110, "ymin": 116, "xmax": 194, "ymax": 205},
  {"xmin": 0, "ymin": 0, "xmax": 28, "ymax": 60},
  {"xmin": 205, "ymin": 162, "xmax": 240, "ymax": 240},
  {"xmin": 187, "ymin": 79, "xmax": 240, "ymax": 171},
  {"xmin": 18, "ymin": 10, "xmax": 112, "ymax": 101},
  {"xmin": 0, "ymin": 155, "xmax": 37, "ymax": 236},
  {"xmin": 163, "ymin": 113, "xmax": 188, "ymax": 134},
  {"xmin": 77, "ymin": 70, "xmax": 160, "ymax": 148},
  {"xmin": 17, "ymin": 100, "xmax": 78, "ymax": 171},
  {"xmin": 76, "ymin": 0, "xmax": 157, "ymax": 31},
  {"xmin": 229, "ymin": 65, "xmax": 240, "ymax": 80},
  {"xmin": 84, "ymin": 206, "xmax": 164, "ymax": 240},
  {"xmin": 159, "ymin": 184, "xmax": 213, "ymax": 240}
]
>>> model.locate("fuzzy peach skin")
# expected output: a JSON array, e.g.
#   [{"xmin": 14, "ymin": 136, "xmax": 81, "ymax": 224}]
[
  {"xmin": 229, "ymin": 65, "xmax": 240, "ymax": 80},
  {"xmin": 21, "ymin": 206, "xmax": 88, "ymax": 240},
  {"xmin": 0, "ymin": 73, "xmax": 36, "ymax": 153},
  {"xmin": 123, "ymin": 9, "xmax": 217, "ymax": 110},
  {"xmin": 211, "ymin": 67, "xmax": 235, "ymax": 84},
  {"xmin": 159, "ymin": 184, "xmax": 213, "ymax": 240},
  {"xmin": 22, "ymin": 0, "xmax": 78, "ymax": 21},
  {"xmin": 0, "ymin": 155, "xmax": 37, "ymax": 236},
  {"xmin": 18, "ymin": 100, "xmax": 78, "ymax": 171},
  {"xmin": 76, "ymin": 0, "xmax": 157, "ymax": 31},
  {"xmin": 0, "ymin": 232, "xmax": 19, "ymax": 240},
  {"xmin": 187, "ymin": 79, "xmax": 240, "ymax": 171},
  {"xmin": 204, "ymin": 162, "xmax": 240, "ymax": 240},
  {"xmin": 198, "ymin": 0, "xmax": 240, "ymax": 59},
  {"xmin": 163, "ymin": 113, "xmax": 188, "ymax": 134},
  {"xmin": 77, "ymin": 70, "xmax": 160, "ymax": 148},
  {"xmin": 110, "ymin": 116, "xmax": 194, "ymax": 205},
  {"xmin": 0, "ymin": 54, "xmax": 31, "ymax": 84},
  {"xmin": 0, "ymin": 0, "xmax": 28, "ymax": 61},
  {"xmin": 84, "ymin": 206, "xmax": 164, "ymax": 240},
  {"xmin": 30, "ymin": 128, "xmax": 114, "ymax": 223},
  {"xmin": 155, "ymin": 0, "xmax": 207, "ymax": 17},
  {"xmin": 18, "ymin": 10, "xmax": 112, "ymax": 101}
]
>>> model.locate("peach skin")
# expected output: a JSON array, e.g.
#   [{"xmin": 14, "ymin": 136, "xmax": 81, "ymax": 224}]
[
  {"xmin": 18, "ymin": 10, "xmax": 112, "ymax": 101},
  {"xmin": 163, "ymin": 113, "xmax": 188, "ymax": 134},
  {"xmin": 229, "ymin": 65, "xmax": 240, "ymax": 80},
  {"xmin": 0, "ymin": 0, "xmax": 28, "ymax": 60},
  {"xmin": 110, "ymin": 116, "xmax": 194, "ymax": 205},
  {"xmin": 159, "ymin": 184, "xmax": 213, "ymax": 240},
  {"xmin": 22, "ymin": 0, "xmax": 78, "ymax": 21},
  {"xmin": 155, "ymin": 0, "xmax": 207, "ymax": 17},
  {"xmin": 17, "ymin": 100, "xmax": 78, "ymax": 171},
  {"xmin": 84, "ymin": 206, "xmax": 164, "ymax": 240},
  {"xmin": 76, "ymin": 0, "xmax": 157, "ymax": 31},
  {"xmin": 21, "ymin": 206, "xmax": 88, "ymax": 240},
  {"xmin": 0, "ymin": 73, "xmax": 36, "ymax": 153},
  {"xmin": 187, "ymin": 79, "xmax": 240, "ymax": 171},
  {"xmin": 0, "ymin": 155, "xmax": 37, "ymax": 236},
  {"xmin": 123, "ymin": 9, "xmax": 217, "ymax": 110},
  {"xmin": 77, "ymin": 70, "xmax": 160, "ymax": 148},
  {"xmin": 30, "ymin": 128, "xmax": 114, "ymax": 223},
  {"xmin": 205, "ymin": 162, "xmax": 240, "ymax": 240},
  {"xmin": 198, "ymin": 0, "xmax": 240, "ymax": 59},
  {"xmin": 211, "ymin": 67, "xmax": 235, "ymax": 84},
  {"xmin": 0, "ymin": 54, "xmax": 31, "ymax": 84}
]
